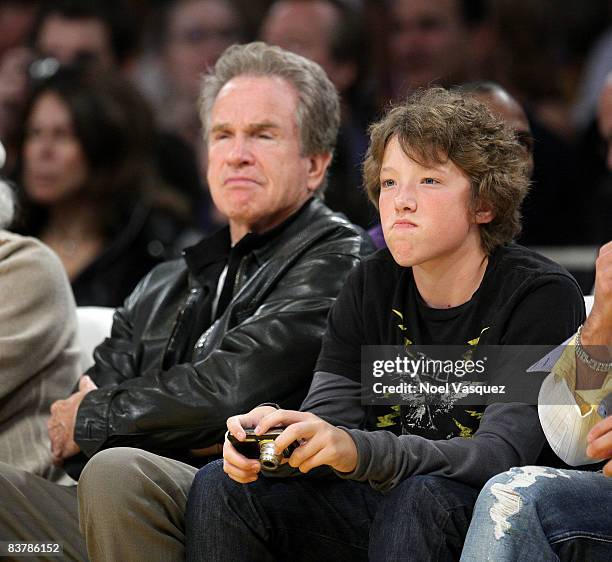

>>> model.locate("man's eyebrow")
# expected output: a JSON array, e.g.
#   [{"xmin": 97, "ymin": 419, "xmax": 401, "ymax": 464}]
[
  {"xmin": 247, "ymin": 121, "xmax": 281, "ymax": 132},
  {"xmin": 210, "ymin": 121, "xmax": 281, "ymax": 133},
  {"xmin": 210, "ymin": 123, "xmax": 231, "ymax": 133}
]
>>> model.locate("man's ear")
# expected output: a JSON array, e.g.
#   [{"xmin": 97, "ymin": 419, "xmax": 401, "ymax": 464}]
[
  {"xmin": 306, "ymin": 152, "xmax": 333, "ymax": 192},
  {"xmin": 474, "ymin": 200, "xmax": 495, "ymax": 224}
]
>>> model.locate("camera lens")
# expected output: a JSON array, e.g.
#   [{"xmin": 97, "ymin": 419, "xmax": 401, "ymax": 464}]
[{"xmin": 259, "ymin": 441, "xmax": 281, "ymax": 471}]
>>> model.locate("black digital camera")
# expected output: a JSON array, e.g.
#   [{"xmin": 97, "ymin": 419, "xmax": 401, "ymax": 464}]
[{"xmin": 227, "ymin": 428, "xmax": 299, "ymax": 471}]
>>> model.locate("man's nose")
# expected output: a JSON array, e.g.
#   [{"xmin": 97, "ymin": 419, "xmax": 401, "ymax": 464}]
[{"xmin": 226, "ymin": 137, "xmax": 254, "ymax": 166}]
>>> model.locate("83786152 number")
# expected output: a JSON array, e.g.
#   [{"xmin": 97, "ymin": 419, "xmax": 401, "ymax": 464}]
[{"xmin": 0, "ymin": 542, "xmax": 62, "ymax": 556}]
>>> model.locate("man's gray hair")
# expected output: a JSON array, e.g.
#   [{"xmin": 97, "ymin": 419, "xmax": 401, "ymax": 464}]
[
  {"xmin": 0, "ymin": 180, "xmax": 15, "ymax": 229},
  {"xmin": 199, "ymin": 41, "xmax": 340, "ymax": 171}
]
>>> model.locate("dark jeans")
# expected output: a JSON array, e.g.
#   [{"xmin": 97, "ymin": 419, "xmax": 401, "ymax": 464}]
[{"xmin": 185, "ymin": 460, "xmax": 480, "ymax": 562}]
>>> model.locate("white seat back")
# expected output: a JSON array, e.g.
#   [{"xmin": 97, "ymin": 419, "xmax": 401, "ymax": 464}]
[{"xmin": 76, "ymin": 307, "xmax": 115, "ymax": 371}]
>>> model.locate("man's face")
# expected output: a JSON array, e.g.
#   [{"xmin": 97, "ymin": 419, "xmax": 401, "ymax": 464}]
[
  {"xmin": 164, "ymin": 0, "xmax": 240, "ymax": 99},
  {"xmin": 206, "ymin": 75, "xmax": 327, "ymax": 242},
  {"xmin": 390, "ymin": 0, "xmax": 469, "ymax": 94},
  {"xmin": 36, "ymin": 15, "xmax": 115, "ymax": 67},
  {"xmin": 379, "ymin": 136, "xmax": 488, "ymax": 268},
  {"xmin": 598, "ymin": 82, "xmax": 612, "ymax": 171},
  {"xmin": 476, "ymin": 90, "xmax": 534, "ymax": 175}
]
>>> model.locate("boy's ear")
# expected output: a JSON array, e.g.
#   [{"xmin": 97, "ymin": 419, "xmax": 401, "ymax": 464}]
[{"xmin": 474, "ymin": 200, "xmax": 495, "ymax": 225}]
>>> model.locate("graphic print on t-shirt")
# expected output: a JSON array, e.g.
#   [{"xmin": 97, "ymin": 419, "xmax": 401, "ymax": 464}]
[{"xmin": 376, "ymin": 308, "xmax": 488, "ymax": 440}]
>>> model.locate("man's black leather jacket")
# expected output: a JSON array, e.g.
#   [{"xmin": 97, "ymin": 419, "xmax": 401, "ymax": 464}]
[{"xmin": 74, "ymin": 199, "xmax": 372, "ymax": 466}]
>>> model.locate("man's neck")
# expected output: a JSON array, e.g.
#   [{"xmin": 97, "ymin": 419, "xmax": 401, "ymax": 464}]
[
  {"xmin": 228, "ymin": 196, "xmax": 313, "ymax": 245},
  {"xmin": 412, "ymin": 236, "xmax": 489, "ymax": 309}
]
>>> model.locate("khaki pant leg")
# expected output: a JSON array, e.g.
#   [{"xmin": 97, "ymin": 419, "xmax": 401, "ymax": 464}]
[
  {"xmin": 78, "ymin": 447, "xmax": 197, "ymax": 562},
  {"xmin": 0, "ymin": 461, "xmax": 86, "ymax": 561}
]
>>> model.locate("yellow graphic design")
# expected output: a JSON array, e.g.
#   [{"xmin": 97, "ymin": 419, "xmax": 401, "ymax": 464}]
[
  {"xmin": 389, "ymin": 305, "xmax": 491, "ymax": 437},
  {"xmin": 453, "ymin": 418, "xmax": 475, "ymax": 438},
  {"xmin": 377, "ymin": 405, "xmax": 401, "ymax": 428},
  {"xmin": 467, "ymin": 327, "xmax": 490, "ymax": 346},
  {"xmin": 392, "ymin": 309, "xmax": 407, "ymax": 331},
  {"xmin": 393, "ymin": 309, "xmax": 413, "ymax": 347}
]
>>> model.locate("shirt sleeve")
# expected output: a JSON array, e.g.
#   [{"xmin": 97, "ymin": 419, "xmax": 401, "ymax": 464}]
[{"xmin": 537, "ymin": 335, "xmax": 611, "ymax": 465}]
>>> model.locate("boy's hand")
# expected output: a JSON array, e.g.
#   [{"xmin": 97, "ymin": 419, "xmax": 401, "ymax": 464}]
[
  {"xmin": 256, "ymin": 409, "xmax": 358, "ymax": 474},
  {"xmin": 222, "ymin": 405, "xmax": 278, "ymax": 483}
]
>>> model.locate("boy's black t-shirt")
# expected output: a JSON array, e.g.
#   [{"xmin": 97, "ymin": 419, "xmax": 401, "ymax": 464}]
[{"xmin": 315, "ymin": 244, "xmax": 585, "ymax": 441}]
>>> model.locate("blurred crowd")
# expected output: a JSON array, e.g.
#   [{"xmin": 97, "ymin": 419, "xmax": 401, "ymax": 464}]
[{"xmin": 1, "ymin": 0, "xmax": 611, "ymax": 303}]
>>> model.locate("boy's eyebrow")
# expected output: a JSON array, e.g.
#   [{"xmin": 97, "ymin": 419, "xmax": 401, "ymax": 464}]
[
  {"xmin": 380, "ymin": 162, "xmax": 449, "ymax": 175},
  {"xmin": 423, "ymin": 163, "xmax": 447, "ymax": 173},
  {"xmin": 408, "ymin": 158, "xmax": 450, "ymax": 174},
  {"xmin": 380, "ymin": 166, "xmax": 397, "ymax": 174}
]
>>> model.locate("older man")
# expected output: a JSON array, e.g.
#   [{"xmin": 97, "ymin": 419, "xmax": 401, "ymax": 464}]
[{"xmin": 0, "ymin": 42, "xmax": 371, "ymax": 561}]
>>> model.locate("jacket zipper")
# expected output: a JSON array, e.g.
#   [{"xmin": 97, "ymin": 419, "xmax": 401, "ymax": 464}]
[{"xmin": 162, "ymin": 286, "xmax": 202, "ymax": 368}]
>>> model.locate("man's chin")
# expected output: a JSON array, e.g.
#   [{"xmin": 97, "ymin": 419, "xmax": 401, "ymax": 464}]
[{"xmin": 223, "ymin": 201, "xmax": 257, "ymax": 221}]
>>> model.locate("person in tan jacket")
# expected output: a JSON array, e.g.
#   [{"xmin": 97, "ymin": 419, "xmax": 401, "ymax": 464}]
[{"xmin": 0, "ymin": 179, "xmax": 79, "ymax": 482}]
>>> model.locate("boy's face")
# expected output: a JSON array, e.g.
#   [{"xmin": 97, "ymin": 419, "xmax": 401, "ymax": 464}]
[{"xmin": 379, "ymin": 136, "xmax": 490, "ymax": 268}]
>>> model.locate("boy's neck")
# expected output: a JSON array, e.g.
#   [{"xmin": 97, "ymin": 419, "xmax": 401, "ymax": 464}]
[{"xmin": 412, "ymin": 237, "xmax": 489, "ymax": 309}]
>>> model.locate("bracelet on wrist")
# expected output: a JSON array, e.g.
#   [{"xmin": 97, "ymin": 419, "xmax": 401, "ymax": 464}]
[{"xmin": 575, "ymin": 324, "xmax": 612, "ymax": 372}]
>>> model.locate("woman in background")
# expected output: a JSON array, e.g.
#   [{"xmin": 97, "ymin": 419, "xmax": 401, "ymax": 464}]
[{"xmin": 11, "ymin": 63, "xmax": 194, "ymax": 307}]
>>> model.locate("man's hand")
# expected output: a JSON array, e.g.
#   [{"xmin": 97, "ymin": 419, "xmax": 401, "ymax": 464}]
[
  {"xmin": 222, "ymin": 405, "xmax": 278, "ymax": 483},
  {"xmin": 586, "ymin": 415, "xmax": 612, "ymax": 476},
  {"xmin": 581, "ymin": 241, "xmax": 612, "ymax": 347},
  {"xmin": 257, "ymin": 409, "xmax": 358, "ymax": 474},
  {"xmin": 48, "ymin": 375, "xmax": 97, "ymax": 466}
]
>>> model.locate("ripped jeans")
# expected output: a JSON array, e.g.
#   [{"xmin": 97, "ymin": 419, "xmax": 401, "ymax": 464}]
[{"xmin": 460, "ymin": 466, "xmax": 612, "ymax": 562}]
